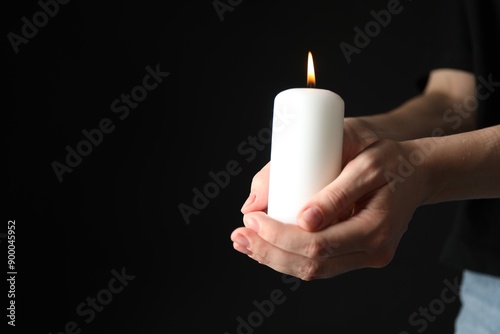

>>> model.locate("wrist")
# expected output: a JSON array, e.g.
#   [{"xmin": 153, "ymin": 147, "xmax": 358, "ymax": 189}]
[{"xmin": 401, "ymin": 138, "xmax": 439, "ymax": 206}]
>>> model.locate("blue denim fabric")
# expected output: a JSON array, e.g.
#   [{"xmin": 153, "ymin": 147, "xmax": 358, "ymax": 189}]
[{"xmin": 455, "ymin": 270, "xmax": 500, "ymax": 334}]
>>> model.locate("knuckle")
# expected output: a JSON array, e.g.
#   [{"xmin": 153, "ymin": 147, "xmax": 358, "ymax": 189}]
[
  {"xmin": 369, "ymin": 247, "xmax": 396, "ymax": 268},
  {"xmin": 365, "ymin": 234, "xmax": 386, "ymax": 252},
  {"xmin": 323, "ymin": 187, "xmax": 350, "ymax": 215},
  {"xmin": 364, "ymin": 139, "xmax": 399, "ymax": 166},
  {"xmin": 363, "ymin": 149, "xmax": 381, "ymax": 168},
  {"xmin": 297, "ymin": 259, "xmax": 321, "ymax": 281},
  {"xmin": 264, "ymin": 227, "xmax": 281, "ymax": 247},
  {"xmin": 304, "ymin": 238, "xmax": 325, "ymax": 259},
  {"xmin": 360, "ymin": 151, "xmax": 386, "ymax": 182},
  {"xmin": 365, "ymin": 224, "xmax": 393, "ymax": 252},
  {"xmin": 305, "ymin": 237, "xmax": 337, "ymax": 259},
  {"xmin": 256, "ymin": 247, "xmax": 271, "ymax": 266}
]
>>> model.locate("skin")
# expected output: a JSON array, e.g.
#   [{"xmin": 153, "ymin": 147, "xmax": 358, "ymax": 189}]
[{"xmin": 230, "ymin": 69, "xmax": 500, "ymax": 280}]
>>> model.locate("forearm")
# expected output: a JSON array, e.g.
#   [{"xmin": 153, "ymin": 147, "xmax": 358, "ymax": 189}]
[
  {"xmin": 416, "ymin": 125, "xmax": 500, "ymax": 204},
  {"xmin": 357, "ymin": 91, "xmax": 477, "ymax": 141}
]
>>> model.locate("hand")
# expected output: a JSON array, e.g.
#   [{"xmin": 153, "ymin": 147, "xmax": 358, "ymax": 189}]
[{"xmin": 231, "ymin": 136, "xmax": 427, "ymax": 280}]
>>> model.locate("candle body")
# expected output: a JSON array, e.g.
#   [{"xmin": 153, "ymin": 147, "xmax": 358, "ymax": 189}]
[{"xmin": 268, "ymin": 88, "xmax": 344, "ymax": 224}]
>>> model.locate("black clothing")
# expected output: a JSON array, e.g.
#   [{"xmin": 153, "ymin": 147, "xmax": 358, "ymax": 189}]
[{"xmin": 419, "ymin": 0, "xmax": 500, "ymax": 277}]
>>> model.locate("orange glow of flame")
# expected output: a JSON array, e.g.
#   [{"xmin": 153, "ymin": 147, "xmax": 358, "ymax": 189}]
[{"xmin": 307, "ymin": 51, "xmax": 316, "ymax": 88}]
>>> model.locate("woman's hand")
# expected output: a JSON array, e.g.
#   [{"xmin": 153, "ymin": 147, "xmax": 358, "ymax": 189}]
[{"xmin": 232, "ymin": 138, "xmax": 427, "ymax": 280}]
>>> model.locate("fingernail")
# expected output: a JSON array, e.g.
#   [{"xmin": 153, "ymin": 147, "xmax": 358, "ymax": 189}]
[
  {"xmin": 299, "ymin": 207, "xmax": 323, "ymax": 230},
  {"xmin": 233, "ymin": 233, "xmax": 250, "ymax": 249},
  {"xmin": 241, "ymin": 193, "xmax": 256, "ymax": 211},
  {"xmin": 244, "ymin": 217, "xmax": 259, "ymax": 233}
]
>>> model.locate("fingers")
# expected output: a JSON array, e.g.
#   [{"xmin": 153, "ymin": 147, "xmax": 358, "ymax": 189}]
[
  {"xmin": 242, "ymin": 209, "xmax": 383, "ymax": 259},
  {"xmin": 231, "ymin": 225, "xmax": 374, "ymax": 280},
  {"xmin": 232, "ymin": 226, "xmax": 308, "ymax": 277},
  {"xmin": 243, "ymin": 211, "xmax": 344, "ymax": 259},
  {"xmin": 297, "ymin": 144, "xmax": 387, "ymax": 232},
  {"xmin": 241, "ymin": 162, "xmax": 270, "ymax": 214}
]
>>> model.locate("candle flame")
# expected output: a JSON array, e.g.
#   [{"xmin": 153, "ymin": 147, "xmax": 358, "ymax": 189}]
[{"xmin": 307, "ymin": 51, "xmax": 316, "ymax": 88}]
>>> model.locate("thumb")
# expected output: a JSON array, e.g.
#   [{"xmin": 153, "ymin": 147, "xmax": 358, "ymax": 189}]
[
  {"xmin": 241, "ymin": 162, "xmax": 270, "ymax": 214},
  {"xmin": 297, "ymin": 156, "xmax": 384, "ymax": 232}
]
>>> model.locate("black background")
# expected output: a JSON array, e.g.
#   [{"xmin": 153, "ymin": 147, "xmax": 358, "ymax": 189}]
[{"xmin": 3, "ymin": 0, "xmax": 463, "ymax": 333}]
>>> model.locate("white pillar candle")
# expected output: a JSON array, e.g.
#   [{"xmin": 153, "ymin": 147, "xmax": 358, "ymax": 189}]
[{"xmin": 267, "ymin": 52, "xmax": 344, "ymax": 224}]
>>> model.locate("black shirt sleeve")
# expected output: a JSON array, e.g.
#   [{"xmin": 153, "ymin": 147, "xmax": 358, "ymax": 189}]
[
  {"xmin": 416, "ymin": 0, "xmax": 474, "ymax": 91},
  {"xmin": 414, "ymin": 0, "xmax": 500, "ymax": 278}
]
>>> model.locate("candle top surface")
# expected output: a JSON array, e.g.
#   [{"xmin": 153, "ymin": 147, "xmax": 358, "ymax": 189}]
[{"xmin": 275, "ymin": 87, "xmax": 344, "ymax": 103}]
